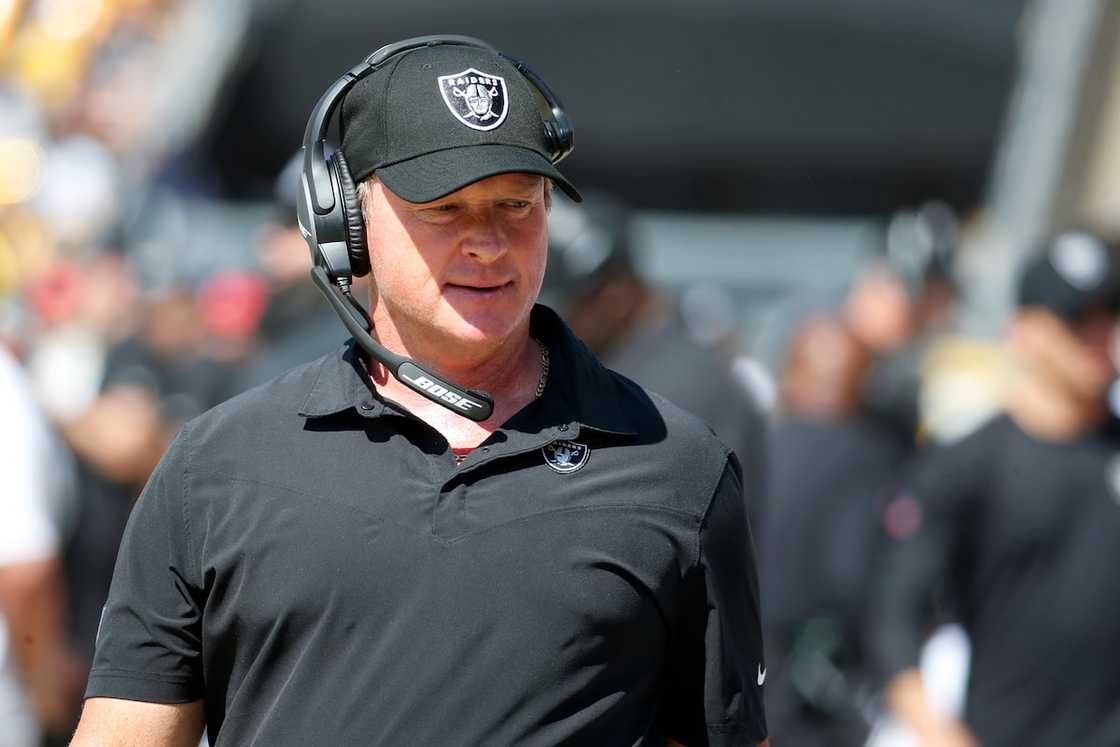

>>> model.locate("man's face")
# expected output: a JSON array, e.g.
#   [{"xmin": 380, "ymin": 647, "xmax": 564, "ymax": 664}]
[
  {"xmin": 1012, "ymin": 307, "xmax": 1118, "ymax": 403},
  {"xmin": 1070, "ymin": 309, "xmax": 1119, "ymax": 380},
  {"xmin": 362, "ymin": 173, "xmax": 549, "ymax": 355}
]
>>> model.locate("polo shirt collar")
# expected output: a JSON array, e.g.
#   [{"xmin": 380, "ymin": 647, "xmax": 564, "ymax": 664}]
[
  {"xmin": 297, "ymin": 339, "xmax": 382, "ymax": 418},
  {"xmin": 525, "ymin": 305, "xmax": 639, "ymax": 436},
  {"xmin": 297, "ymin": 305, "xmax": 639, "ymax": 437}
]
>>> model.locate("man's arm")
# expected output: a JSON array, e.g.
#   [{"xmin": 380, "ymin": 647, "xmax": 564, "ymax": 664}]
[
  {"xmin": 868, "ymin": 436, "xmax": 988, "ymax": 747},
  {"xmin": 71, "ymin": 698, "xmax": 205, "ymax": 747},
  {"xmin": 886, "ymin": 669, "xmax": 977, "ymax": 747},
  {"xmin": 660, "ymin": 455, "xmax": 769, "ymax": 745}
]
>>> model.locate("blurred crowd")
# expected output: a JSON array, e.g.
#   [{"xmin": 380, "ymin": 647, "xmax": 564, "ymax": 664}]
[
  {"xmin": 0, "ymin": 2, "xmax": 321, "ymax": 743},
  {"xmin": 4, "ymin": 2, "xmax": 1120, "ymax": 747}
]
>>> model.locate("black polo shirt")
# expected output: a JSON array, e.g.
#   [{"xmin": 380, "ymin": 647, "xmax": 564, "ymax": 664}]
[
  {"xmin": 86, "ymin": 306, "xmax": 767, "ymax": 746},
  {"xmin": 870, "ymin": 415, "xmax": 1120, "ymax": 745}
]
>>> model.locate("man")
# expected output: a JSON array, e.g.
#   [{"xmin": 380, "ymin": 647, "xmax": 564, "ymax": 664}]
[
  {"xmin": 73, "ymin": 38, "xmax": 769, "ymax": 746},
  {"xmin": 869, "ymin": 230, "xmax": 1120, "ymax": 746},
  {"xmin": 762, "ymin": 316, "xmax": 906, "ymax": 747},
  {"xmin": 845, "ymin": 201, "xmax": 960, "ymax": 447}
]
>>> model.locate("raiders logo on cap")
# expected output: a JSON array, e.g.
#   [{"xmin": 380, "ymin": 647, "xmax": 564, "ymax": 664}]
[
  {"xmin": 542, "ymin": 440, "xmax": 589, "ymax": 474},
  {"xmin": 438, "ymin": 68, "xmax": 509, "ymax": 131}
]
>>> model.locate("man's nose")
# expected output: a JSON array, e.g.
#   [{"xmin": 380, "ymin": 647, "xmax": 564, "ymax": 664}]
[{"xmin": 460, "ymin": 211, "xmax": 508, "ymax": 263}]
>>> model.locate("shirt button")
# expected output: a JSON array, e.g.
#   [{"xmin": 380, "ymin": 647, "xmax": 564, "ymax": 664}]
[
  {"xmin": 482, "ymin": 446, "xmax": 490, "ymax": 452},
  {"xmin": 360, "ymin": 401, "xmax": 374, "ymax": 411}
]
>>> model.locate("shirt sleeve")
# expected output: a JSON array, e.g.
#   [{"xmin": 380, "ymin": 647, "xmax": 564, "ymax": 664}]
[
  {"xmin": 660, "ymin": 453, "xmax": 769, "ymax": 746},
  {"xmin": 867, "ymin": 431, "xmax": 987, "ymax": 683},
  {"xmin": 85, "ymin": 423, "xmax": 205, "ymax": 703}
]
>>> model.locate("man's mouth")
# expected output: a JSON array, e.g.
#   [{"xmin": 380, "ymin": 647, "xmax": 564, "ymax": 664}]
[{"xmin": 444, "ymin": 281, "xmax": 512, "ymax": 296}]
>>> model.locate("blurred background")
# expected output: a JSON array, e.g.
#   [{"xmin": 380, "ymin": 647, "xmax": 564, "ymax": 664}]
[{"xmin": 4, "ymin": 0, "xmax": 1120, "ymax": 744}]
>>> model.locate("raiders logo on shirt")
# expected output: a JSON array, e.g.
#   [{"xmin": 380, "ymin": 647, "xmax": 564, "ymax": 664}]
[{"xmin": 543, "ymin": 440, "xmax": 590, "ymax": 474}]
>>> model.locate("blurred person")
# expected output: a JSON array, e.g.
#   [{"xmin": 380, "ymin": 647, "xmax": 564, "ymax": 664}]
[
  {"xmin": 194, "ymin": 268, "xmax": 269, "ymax": 366},
  {"xmin": 73, "ymin": 36, "xmax": 769, "ymax": 746},
  {"xmin": 846, "ymin": 202, "xmax": 960, "ymax": 445},
  {"xmin": 100, "ymin": 284, "xmax": 240, "ymax": 433},
  {"xmin": 14, "ymin": 255, "xmax": 169, "ymax": 734},
  {"xmin": 23, "ymin": 253, "xmax": 139, "ymax": 425},
  {"xmin": 869, "ymin": 230, "xmax": 1120, "ymax": 746},
  {"xmin": 57, "ymin": 278, "xmax": 239, "ymax": 630},
  {"xmin": 38, "ymin": 265, "xmax": 239, "ymax": 725},
  {"xmin": 779, "ymin": 317, "xmax": 870, "ymax": 418},
  {"xmin": 0, "ymin": 344, "xmax": 79, "ymax": 745},
  {"xmin": 761, "ymin": 317, "xmax": 908, "ymax": 747},
  {"xmin": 59, "ymin": 283, "xmax": 236, "ymax": 489},
  {"xmin": 544, "ymin": 190, "xmax": 769, "ymax": 528},
  {"xmin": 235, "ymin": 152, "xmax": 358, "ymax": 391}
]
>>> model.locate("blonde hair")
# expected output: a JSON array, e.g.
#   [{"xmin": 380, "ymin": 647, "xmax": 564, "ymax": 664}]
[{"xmin": 356, "ymin": 177, "xmax": 376, "ymax": 227}]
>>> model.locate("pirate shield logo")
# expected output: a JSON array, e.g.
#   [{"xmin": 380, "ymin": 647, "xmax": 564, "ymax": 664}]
[
  {"xmin": 542, "ymin": 440, "xmax": 590, "ymax": 474},
  {"xmin": 437, "ymin": 68, "xmax": 509, "ymax": 131}
]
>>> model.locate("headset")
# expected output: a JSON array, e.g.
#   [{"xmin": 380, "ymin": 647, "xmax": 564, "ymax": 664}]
[{"xmin": 297, "ymin": 34, "xmax": 574, "ymax": 422}]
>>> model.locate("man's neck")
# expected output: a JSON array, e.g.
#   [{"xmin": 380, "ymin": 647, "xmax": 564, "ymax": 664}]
[{"xmin": 364, "ymin": 313, "xmax": 545, "ymax": 449}]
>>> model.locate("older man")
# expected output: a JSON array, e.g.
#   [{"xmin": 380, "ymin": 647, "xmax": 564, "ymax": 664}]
[{"xmin": 73, "ymin": 37, "xmax": 768, "ymax": 746}]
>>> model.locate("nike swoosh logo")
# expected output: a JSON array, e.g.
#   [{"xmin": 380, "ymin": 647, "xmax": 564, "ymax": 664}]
[{"xmin": 757, "ymin": 665, "xmax": 767, "ymax": 686}]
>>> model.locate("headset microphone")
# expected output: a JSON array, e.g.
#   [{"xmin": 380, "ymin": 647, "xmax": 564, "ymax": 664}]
[{"xmin": 308, "ymin": 266, "xmax": 494, "ymax": 420}]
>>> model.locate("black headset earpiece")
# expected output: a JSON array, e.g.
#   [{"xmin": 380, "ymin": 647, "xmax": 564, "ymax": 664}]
[
  {"xmin": 499, "ymin": 52, "xmax": 574, "ymax": 164},
  {"xmin": 330, "ymin": 150, "xmax": 370, "ymax": 277},
  {"xmin": 297, "ymin": 34, "xmax": 575, "ymax": 422},
  {"xmin": 545, "ymin": 116, "xmax": 574, "ymax": 164}
]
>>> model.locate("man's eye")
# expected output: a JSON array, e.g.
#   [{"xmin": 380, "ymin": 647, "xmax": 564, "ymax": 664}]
[
  {"xmin": 502, "ymin": 200, "xmax": 531, "ymax": 210},
  {"xmin": 423, "ymin": 204, "xmax": 459, "ymax": 216}
]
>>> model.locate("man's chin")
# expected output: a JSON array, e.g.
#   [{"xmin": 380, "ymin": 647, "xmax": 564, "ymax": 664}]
[
  {"xmin": 445, "ymin": 320, "xmax": 517, "ymax": 348},
  {"xmin": 438, "ymin": 298, "xmax": 529, "ymax": 337}
]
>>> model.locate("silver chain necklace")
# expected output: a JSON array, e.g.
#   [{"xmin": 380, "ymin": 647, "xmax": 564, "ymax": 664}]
[{"xmin": 453, "ymin": 338, "xmax": 548, "ymax": 466}]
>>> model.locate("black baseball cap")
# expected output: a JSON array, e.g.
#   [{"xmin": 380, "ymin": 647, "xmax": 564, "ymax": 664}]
[
  {"xmin": 340, "ymin": 42, "xmax": 580, "ymax": 204},
  {"xmin": 1018, "ymin": 231, "xmax": 1120, "ymax": 320}
]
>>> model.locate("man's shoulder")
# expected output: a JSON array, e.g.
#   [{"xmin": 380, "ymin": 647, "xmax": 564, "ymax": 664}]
[
  {"xmin": 181, "ymin": 347, "xmax": 343, "ymax": 459},
  {"xmin": 607, "ymin": 366, "xmax": 730, "ymax": 453},
  {"xmin": 537, "ymin": 302, "xmax": 734, "ymax": 507},
  {"xmin": 594, "ymin": 366, "xmax": 734, "ymax": 511},
  {"xmin": 910, "ymin": 413, "xmax": 1013, "ymax": 501}
]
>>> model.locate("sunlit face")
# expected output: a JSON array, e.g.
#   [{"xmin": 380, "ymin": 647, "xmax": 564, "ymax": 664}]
[
  {"xmin": 361, "ymin": 173, "xmax": 549, "ymax": 356},
  {"xmin": 1012, "ymin": 307, "xmax": 1119, "ymax": 403}
]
